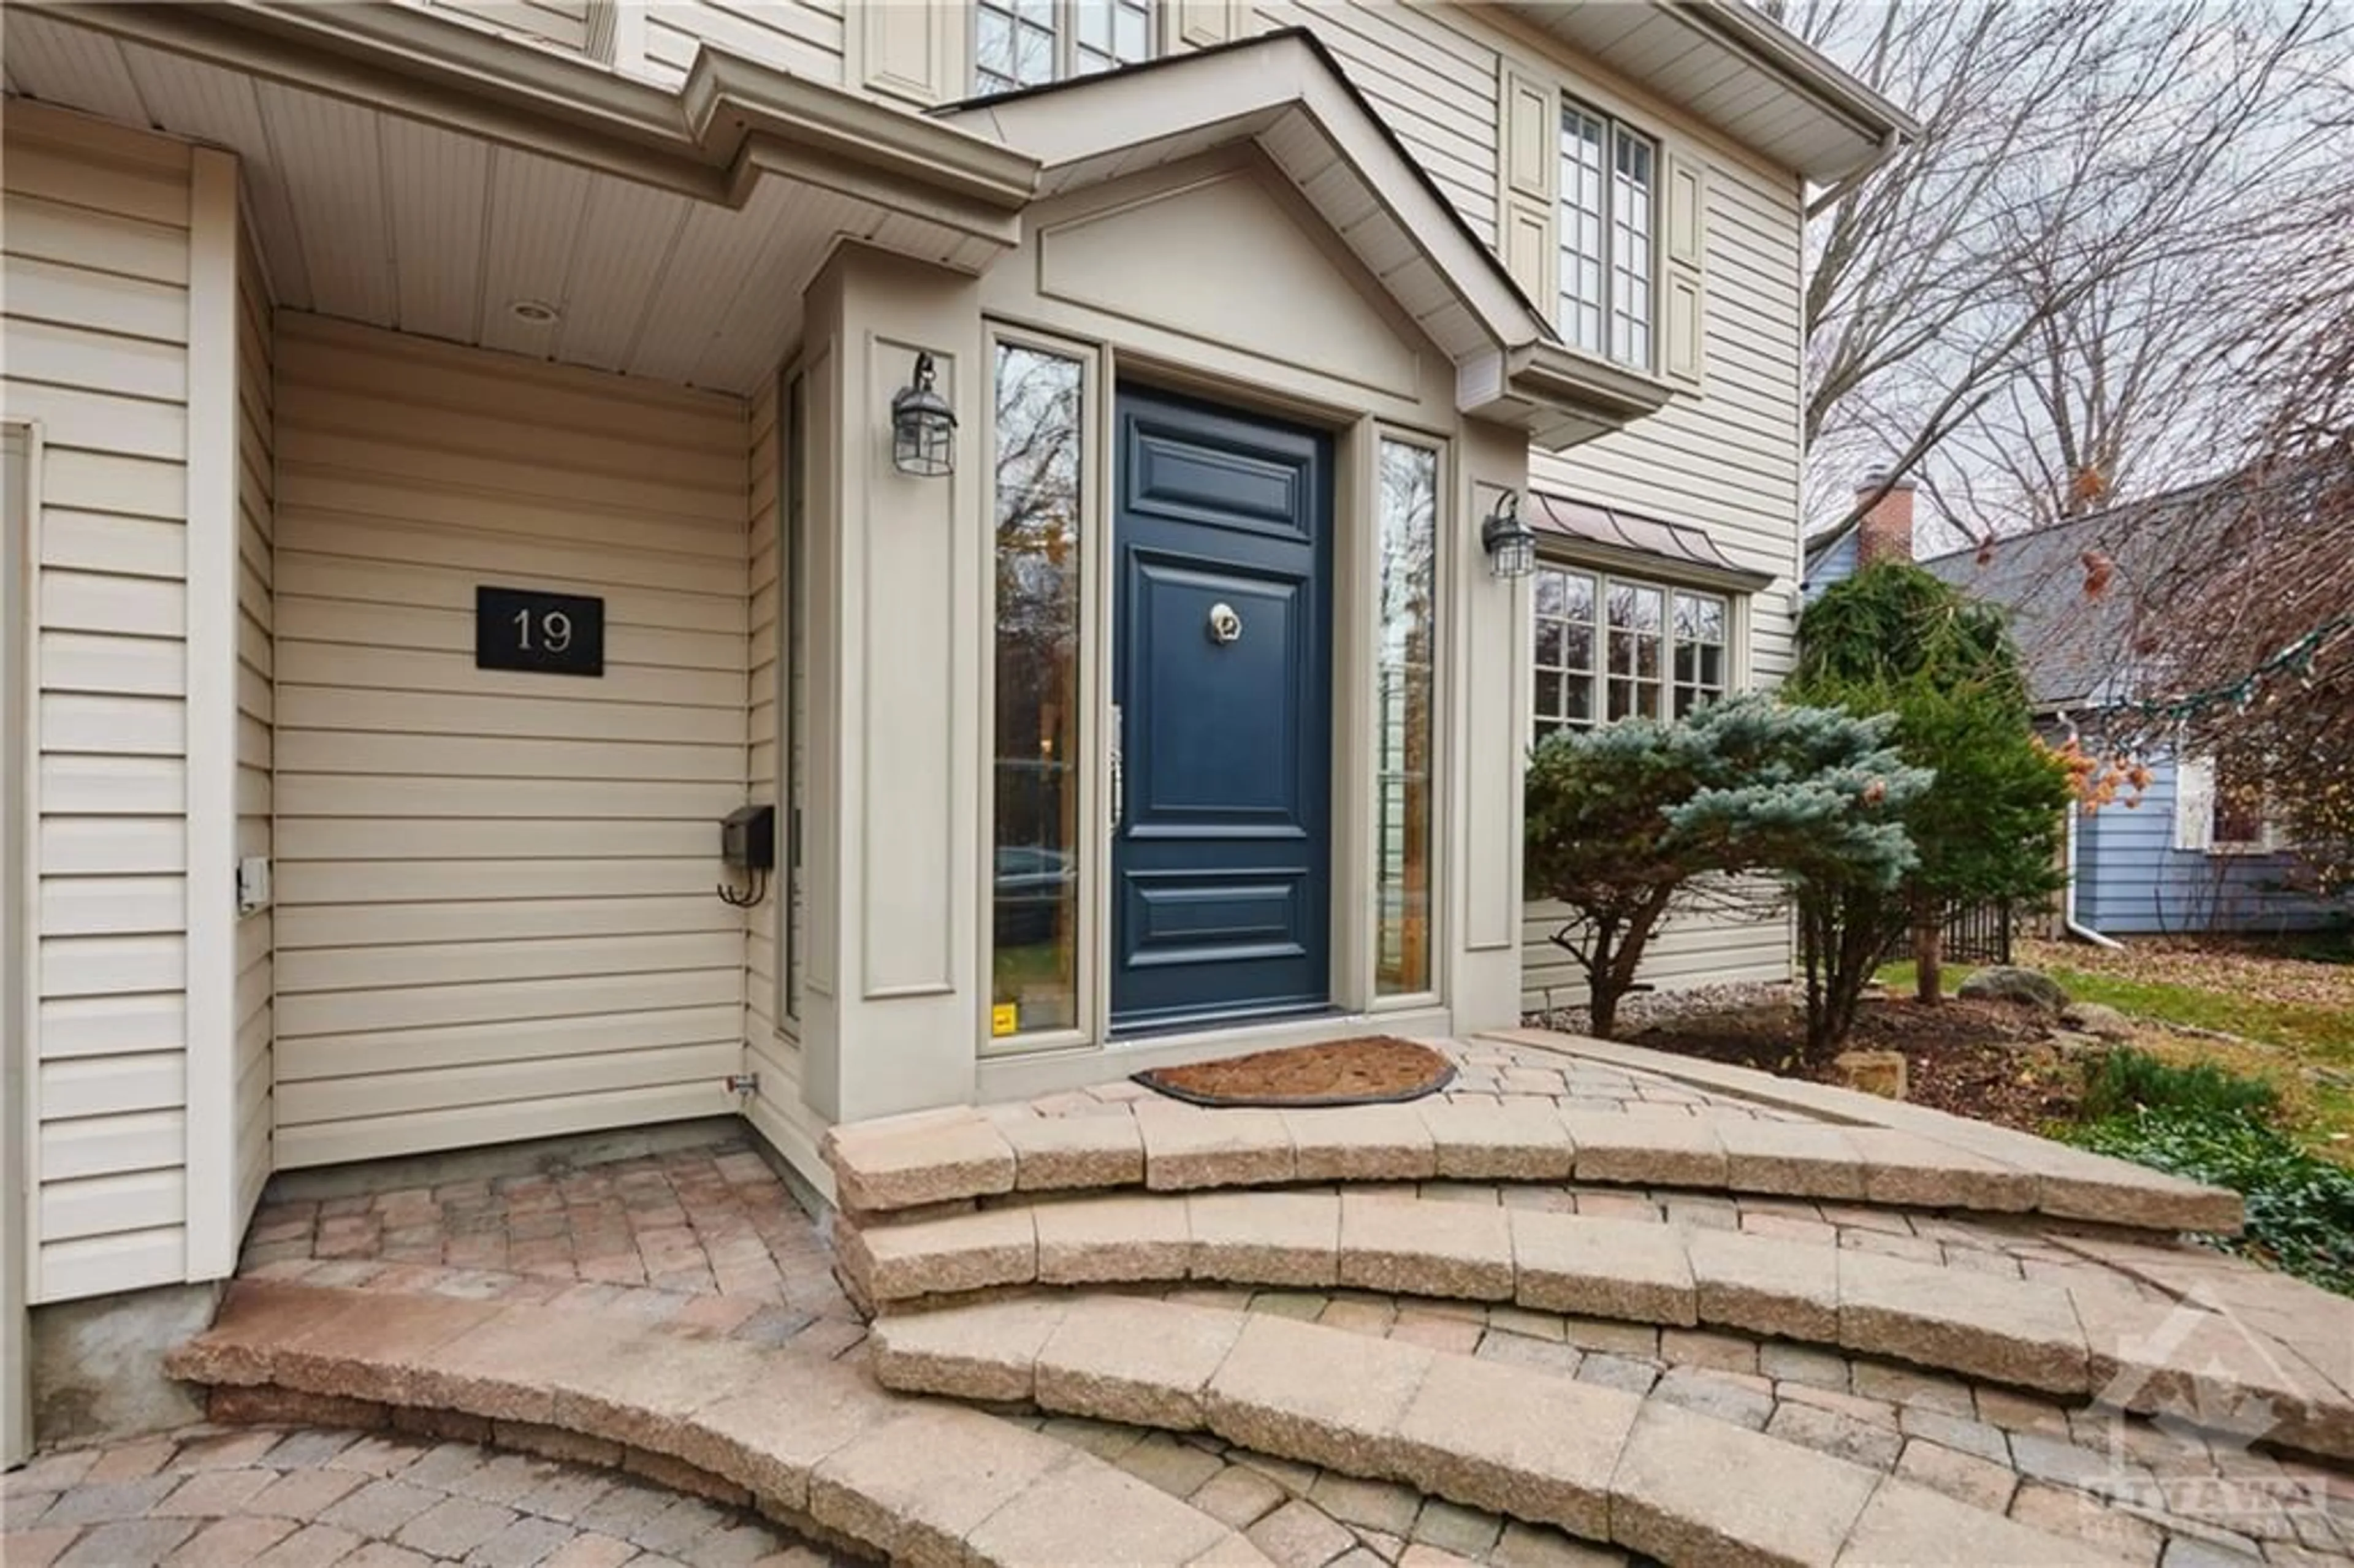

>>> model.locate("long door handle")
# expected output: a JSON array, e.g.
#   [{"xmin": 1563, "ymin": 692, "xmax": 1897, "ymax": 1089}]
[{"xmin": 1108, "ymin": 703, "xmax": 1124, "ymax": 834}]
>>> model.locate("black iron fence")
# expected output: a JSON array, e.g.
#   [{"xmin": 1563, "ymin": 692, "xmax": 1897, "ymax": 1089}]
[{"xmin": 1881, "ymin": 901, "xmax": 2016, "ymax": 967}]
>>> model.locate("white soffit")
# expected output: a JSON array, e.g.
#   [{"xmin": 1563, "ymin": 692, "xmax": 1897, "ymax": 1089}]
[
  {"xmin": 0, "ymin": 10, "xmax": 1008, "ymax": 395},
  {"xmin": 1496, "ymin": 0, "xmax": 1912, "ymax": 182}
]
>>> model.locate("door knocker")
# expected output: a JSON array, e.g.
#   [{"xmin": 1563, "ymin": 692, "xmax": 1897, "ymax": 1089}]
[{"xmin": 1206, "ymin": 602, "xmax": 1243, "ymax": 646}]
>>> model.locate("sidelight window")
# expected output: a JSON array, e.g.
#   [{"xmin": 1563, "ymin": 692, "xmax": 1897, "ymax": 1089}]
[
  {"xmin": 989, "ymin": 344, "xmax": 1086, "ymax": 1038},
  {"xmin": 1374, "ymin": 440, "xmax": 1438, "ymax": 996}
]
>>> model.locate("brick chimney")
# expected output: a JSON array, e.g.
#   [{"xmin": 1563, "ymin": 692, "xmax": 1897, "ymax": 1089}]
[{"xmin": 1855, "ymin": 469, "xmax": 1916, "ymax": 568}]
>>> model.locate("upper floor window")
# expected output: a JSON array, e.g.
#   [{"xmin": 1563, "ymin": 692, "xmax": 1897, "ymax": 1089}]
[
  {"xmin": 1559, "ymin": 101, "xmax": 1656, "ymax": 370},
  {"xmin": 975, "ymin": 0, "xmax": 1155, "ymax": 93},
  {"xmin": 1533, "ymin": 563, "xmax": 1727, "ymax": 740}
]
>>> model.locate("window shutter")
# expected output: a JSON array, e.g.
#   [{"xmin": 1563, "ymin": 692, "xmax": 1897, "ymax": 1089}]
[
  {"xmin": 1661, "ymin": 149, "xmax": 1706, "ymax": 389},
  {"xmin": 857, "ymin": 1, "xmax": 958, "ymax": 105},
  {"xmin": 1496, "ymin": 63, "xmax": 1557, "ymax": 311},
  {"xmin": 1171, "ymin": 0, "xmax": 1239, "ymax": 50},
  {"xmin": 2173, "ymin": 754, "xmax": 2215, "ymax": 853}
]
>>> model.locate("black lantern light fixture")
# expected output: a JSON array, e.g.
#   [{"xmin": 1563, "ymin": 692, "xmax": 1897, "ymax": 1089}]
[
  {"xmin": 890, "ymin": 351, "xmax": 956, "ymax": 477},
  {"xmin": 1480, "ymin": 488, "xmax": 1536, "ymax": 580}
]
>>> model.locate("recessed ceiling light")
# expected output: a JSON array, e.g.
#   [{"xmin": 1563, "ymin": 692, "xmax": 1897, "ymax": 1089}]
[{"xmin": 508, "ymin": 299, "xmax": 562, "ymax": 325}]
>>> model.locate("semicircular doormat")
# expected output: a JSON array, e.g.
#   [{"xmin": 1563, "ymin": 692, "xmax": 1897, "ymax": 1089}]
[{"xmin": 1133, "ymin": 1036, "xmax": 1456, "ymax": 1108}]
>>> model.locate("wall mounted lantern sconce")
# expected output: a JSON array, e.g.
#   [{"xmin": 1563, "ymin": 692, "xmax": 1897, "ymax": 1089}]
[
  {"xmin": 890, "ymin": 351, "xmax": 957, "ymax": 477},
  {"xmin": 1480, "ymin": 489, "xmax": 1536, "ymax": 580}
]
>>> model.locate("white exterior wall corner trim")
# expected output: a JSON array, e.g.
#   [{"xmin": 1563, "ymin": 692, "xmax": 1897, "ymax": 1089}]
[
  {"xmin": 4, "ymin": 421, "xmax": 39, "ymax": 1466},
  {"xmin": 183, "ymin": 145, "xmax": 243, "ymax": 1281}
]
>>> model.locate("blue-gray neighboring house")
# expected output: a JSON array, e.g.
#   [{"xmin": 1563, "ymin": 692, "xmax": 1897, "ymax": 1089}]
[{"xmin": 1807, "ymin": 470, "xmax": 2343, "ymax": 940}]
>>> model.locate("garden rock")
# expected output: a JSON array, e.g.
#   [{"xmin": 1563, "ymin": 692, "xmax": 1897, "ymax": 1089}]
[
  {"xmin": 1956, "ymin": 966, "xmax": 2069, "ymax": 1013},
  {"xmin": 2060, "ymin": 1000, "xmax": 2134, "ymax": 1040},
  {"xmin": 1831, "ymin": 1050, "xmax": 1908, "ymax": 1101}
]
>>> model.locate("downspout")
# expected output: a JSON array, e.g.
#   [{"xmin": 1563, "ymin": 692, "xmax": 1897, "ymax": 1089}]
[{"xmin": 2063, "ymin": 805, "xmax": 2124, "ymax": 950}]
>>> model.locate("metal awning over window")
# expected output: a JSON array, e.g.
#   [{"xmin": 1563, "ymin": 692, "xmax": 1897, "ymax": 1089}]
[{"xmin": 1526, "ymin": 490, "xmax": 1772, "ymax": 592}]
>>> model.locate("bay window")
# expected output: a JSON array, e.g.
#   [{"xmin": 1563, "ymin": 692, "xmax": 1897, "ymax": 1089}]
[{"xmin": 1534, "ymin": 563, "xmax": 1728, "ymax": 739}]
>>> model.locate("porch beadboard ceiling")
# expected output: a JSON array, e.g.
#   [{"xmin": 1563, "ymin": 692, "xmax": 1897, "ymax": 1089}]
[{"xmin": 0, "ymin": 8, "xmax": 1014, "ymax": 397}]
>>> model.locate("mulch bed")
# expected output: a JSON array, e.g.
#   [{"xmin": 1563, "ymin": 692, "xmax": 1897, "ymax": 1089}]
[
  {"xmin": 1135, "ymin": 1037, "xmax": 1456, "ymax": 1107},
  {"xmin": 1631, "ymin": 995, "xmax": 2085, "ymax": 1136}
]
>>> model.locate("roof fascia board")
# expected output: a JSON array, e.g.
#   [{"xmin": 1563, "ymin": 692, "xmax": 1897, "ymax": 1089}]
[
  {"xmin": 34, "ymin": 0, "xmax": 1036, "ymax": 230},
  {"xmin": 1291, "ymin": 61, "xmax": 1546, "ymax": 349}
]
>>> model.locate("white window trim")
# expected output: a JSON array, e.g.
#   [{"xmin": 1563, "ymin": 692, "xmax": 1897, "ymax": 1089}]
[{"xmin": 2177, "ymin": 750, "xmax": 2284, "ymax": 857}]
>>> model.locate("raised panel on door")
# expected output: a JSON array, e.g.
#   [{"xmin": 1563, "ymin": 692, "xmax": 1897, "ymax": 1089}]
[{"xmin": 1110, "ymin": 388, "xmax": 1331, "ymax": 1032}]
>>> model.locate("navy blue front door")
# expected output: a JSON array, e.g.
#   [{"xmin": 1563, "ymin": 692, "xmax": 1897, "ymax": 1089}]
[{"xmin": 1111, "ymin": 387, "xmax": 1333, "ymax": 1032}]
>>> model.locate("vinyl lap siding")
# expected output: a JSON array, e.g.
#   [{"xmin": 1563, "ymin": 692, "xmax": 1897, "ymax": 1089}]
[
  {"xmin": 270, "ymin": 316, "xmax": 752, "ymax": 1166},
  {"xmin": 2079, "ymin": 759, "xmax": 2338, "ymax": 936},
  {"xmin": 636, "ymin": 2, "xmax": 845, "ymax": 88},
  {"xmin": 1252, "ymin": 0, "xmax": 1499, "ymax": 245},
  {"xmin": 430, "ymin": 1, "xmax": 594, "ymax": 52},
  {"xmin": 234, "ymin": 228, "xmax": 275, "ymax": 1220},
  {"xmin": 1258, "ymin": 4, "xmax": 1811, "ymax": 1011},
  {"xmin": 2, "ymin": 110, "xmax": 196, "ymax": 1300},
  {"xmin": 1803, "ymin": 529, "xmax": 1858, "ymax": 603},
  {"xmin": 1519, "ymin": 143, "xmax": 1808, "ymax": 1010}
]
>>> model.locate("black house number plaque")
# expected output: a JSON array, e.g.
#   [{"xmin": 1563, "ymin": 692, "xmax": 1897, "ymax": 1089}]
[{"xmin": 476, "ymin": 585, "xmax": 604, "ymax": 676}]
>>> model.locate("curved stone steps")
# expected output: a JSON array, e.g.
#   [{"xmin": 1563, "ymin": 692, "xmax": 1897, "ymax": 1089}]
[
  {"xmin": 825, "ymin": 1095, "xmax": 2241, "ymax": 1236},
  {"xmin": 870, "ymin": 1294, "xmax": 2135, "ymax": 1567},
  {"xmin": 838, "ymin": 1191, "xmax": 2354, "ymax": 1458},
  {"xmin": 163, "ymin": 1281, "xmax": 1272, "ymax": 1568}
]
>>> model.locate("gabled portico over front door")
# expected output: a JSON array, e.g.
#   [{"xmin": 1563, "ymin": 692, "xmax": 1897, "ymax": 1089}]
[{"xmin": 1110, "ymin": 387, "xmax": 1334, "ymax": 1033}]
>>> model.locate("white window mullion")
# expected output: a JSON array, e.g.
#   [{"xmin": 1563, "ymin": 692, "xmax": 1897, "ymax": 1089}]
[{"xmin": 1559, "ymin": 99, "xmax": 1658, "ymax": 373}]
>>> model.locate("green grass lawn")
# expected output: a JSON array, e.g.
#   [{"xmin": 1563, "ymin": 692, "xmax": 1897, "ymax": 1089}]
[
  {"xmin": 1880, "ymin": 949, "xmax": 2354, "ymax": 1159},
  {"xmin": 1878, "ymin": 959, "xmax": 2352, "ymax": 1059}
]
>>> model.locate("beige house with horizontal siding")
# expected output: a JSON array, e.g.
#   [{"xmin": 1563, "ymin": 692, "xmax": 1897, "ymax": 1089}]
[{"xmin": 0, "ymin": 0, "xmax": 1907, "ymax": 1455}]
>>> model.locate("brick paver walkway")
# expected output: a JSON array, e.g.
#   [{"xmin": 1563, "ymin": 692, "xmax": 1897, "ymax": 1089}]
[
  {"xmin": 235, "ymin": 1136, "xmax": 867, "ymax": 1360},
  {"xmin": 1015, "ymin": 1037, "xmax": 1806, "ymax": 1122},
  {"xmin": 2, "ymin": 1423, "xmax": 848, "ymax": 1568},
  {"xmin": 90, "ymin": 1032, "xmax": 2343, "ymax": 1568}
]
